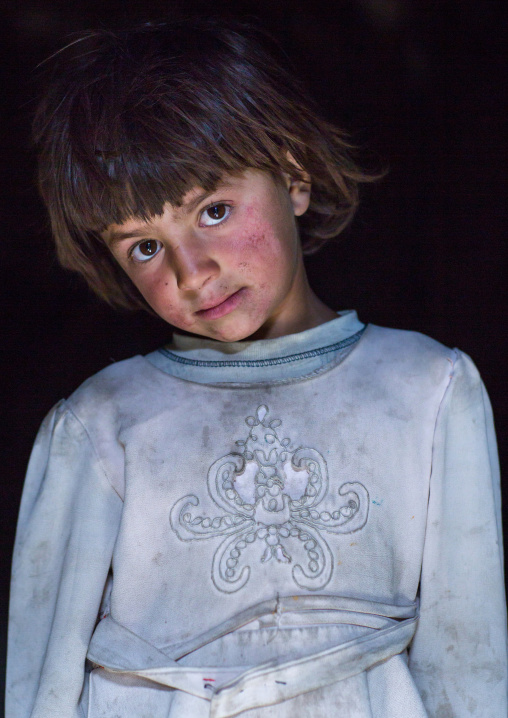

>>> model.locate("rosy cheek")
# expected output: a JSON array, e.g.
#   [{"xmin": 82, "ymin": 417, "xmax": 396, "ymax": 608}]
[
  {"xmin": 136, "ymin": 278, "xmax": 192, "ymax": 329},
  {"xmin": 238, "ymin": 225, "xmax": 281, "ymax": 258},
  {"xmin": 244, "ymin": 231, "xmax": 267, "ymax": 251}
]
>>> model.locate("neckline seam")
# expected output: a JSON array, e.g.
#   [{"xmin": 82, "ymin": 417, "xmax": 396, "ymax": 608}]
[{"xmin": 158, "ymin": 326, "xmax": 366, "ymax": 368}]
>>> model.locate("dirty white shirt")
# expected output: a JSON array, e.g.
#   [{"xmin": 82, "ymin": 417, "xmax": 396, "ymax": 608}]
[{"xmin": 7, "ymin": 311, "xmax": 507, "ymax": 717}]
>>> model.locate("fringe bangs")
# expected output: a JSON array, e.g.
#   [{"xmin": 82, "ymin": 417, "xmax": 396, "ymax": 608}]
[{"xmin": 33, "ymin": 20, "xmax": 377, "ymax": 309}]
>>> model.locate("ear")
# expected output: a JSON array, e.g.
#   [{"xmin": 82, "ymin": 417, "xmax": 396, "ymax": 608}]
[{"xmin": 284, "ymin": 151, "xmax": 311, "ymax": 217}]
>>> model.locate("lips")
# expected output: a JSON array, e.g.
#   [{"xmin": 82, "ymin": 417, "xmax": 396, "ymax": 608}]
[
  {"xmin": 195, "ymin": 288, "xmax": 246, "ymax": 320},
  {"xmin": 196, "ymin": 293, "xmax": 234, "ymax": 313}
]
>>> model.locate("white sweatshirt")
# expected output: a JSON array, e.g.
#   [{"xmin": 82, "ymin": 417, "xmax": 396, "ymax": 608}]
[{"xmin": 7, "ymin": 312, "xmax": 507, "ymax": 717}]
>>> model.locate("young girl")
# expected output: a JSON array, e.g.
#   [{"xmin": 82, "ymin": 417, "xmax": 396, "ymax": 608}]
[{"xmin": 7, "ymin": 19, "xmax": 507, "ymax": 718}]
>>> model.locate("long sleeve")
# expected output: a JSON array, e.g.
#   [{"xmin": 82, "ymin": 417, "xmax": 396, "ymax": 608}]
[
  {"xmin": 408, "ymin": 351, "xmax": 507, "ymax": 716},
  {"xmin": 6, "ymin": 401, "xmax": 124, "ymax": 718}
]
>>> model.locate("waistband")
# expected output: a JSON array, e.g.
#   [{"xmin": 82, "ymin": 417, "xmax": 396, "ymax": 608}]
[{"xmin": 87, "ymin": 594, "xmax": 419, "ymax": 718}]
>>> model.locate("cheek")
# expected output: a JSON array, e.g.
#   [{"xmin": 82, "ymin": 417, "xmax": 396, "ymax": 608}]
[
  {"xmin": 235, "ymin": 206, "xmax": 277, "ymax": 249},
  {"xmin": 157, "ymin": 299, "xmax": 197, "ymax": 330},
  {"xmin": 228, "ymin": 197, "xmax": 298, "ymax": 264},
  {"xmin": 230, "ymin": 233, "xmax": 280, "ymax": 291},
  {"xmin": 231, "ymin": 218, "xmax": 292, "ymax": 267},
  {"xmin": 131, "ymin": 272, "xmax": 166, "ymax": 306},
  {"xmin": 241, "ymin": 233, "xmax": 296, "ymax": 289},
  {"xmin": 133, "ymin": 275, "xmax": 195, "ymax": 329}
]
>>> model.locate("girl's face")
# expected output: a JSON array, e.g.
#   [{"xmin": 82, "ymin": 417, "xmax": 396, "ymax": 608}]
[{"xmin": 104, "ymin": 169, "xmax": 321, "ymax": 342}]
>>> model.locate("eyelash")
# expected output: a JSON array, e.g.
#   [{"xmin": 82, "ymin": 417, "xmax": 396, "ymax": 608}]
[
  {"xmin": 128, "ymin": 239, "xmax": 163, "ymax": 263},
  {"xmin": 127, "ymin": 203, "xmax": 233, "ymax": 263},
  {"xmin": 199, "ymin": 202, "xmax": 233, "ymax": 227}
]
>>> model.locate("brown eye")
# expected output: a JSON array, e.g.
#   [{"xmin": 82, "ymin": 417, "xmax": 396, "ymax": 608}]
[
  {"xmin": 201, "ymin": 203, "xmax": 231, "ymax": 226},
  {"xmin": 207, "ymin": 204, "xmax": 226, "ymax": 220},
  {"xmin": 130, "ymin": 239, "xmax": 162, "ymax": 262},
  {"xmin": 139, "ymin": 240, "xmax": 158, "ymax": 256}
]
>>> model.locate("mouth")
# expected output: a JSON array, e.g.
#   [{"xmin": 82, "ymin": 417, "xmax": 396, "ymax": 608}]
[{"xmin": 195, "ymin": 288, "xmax": 247, "ymax": 320}]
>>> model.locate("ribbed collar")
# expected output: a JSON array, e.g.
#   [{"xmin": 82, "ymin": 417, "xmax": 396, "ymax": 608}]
[{"xmin": 145, "ymin": 310, "xmax": 365, "ymax": 385}]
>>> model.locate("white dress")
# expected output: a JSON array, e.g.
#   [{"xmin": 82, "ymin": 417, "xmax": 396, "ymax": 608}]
[{"xmin": 7, "ymin": 312, "xmax": 507, "ymax": 717}]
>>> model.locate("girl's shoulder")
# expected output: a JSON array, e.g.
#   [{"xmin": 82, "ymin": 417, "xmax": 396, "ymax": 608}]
[
  {"xmin": 364, "ymin": 323, "xmax": 457, "ymax": 364},
  {"xmin": 348, "ymin": 323, "xmax": 486, "ymax": 408},
  {"xmin": 61, "ymin": 353, "xmax": 169, "ymax": 432},
  {"xmin": 363, "ymin": 323, "xmax": 489, "ymax": 411}
]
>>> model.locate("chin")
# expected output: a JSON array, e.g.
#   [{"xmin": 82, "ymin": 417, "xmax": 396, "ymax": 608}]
[
  {"xmin": 210, "ymin": 328, "xmax": 256, "ymax": 343},
  {"xmin": 205, "ymin": 318, "xmax": 265, "ymax": 343}
]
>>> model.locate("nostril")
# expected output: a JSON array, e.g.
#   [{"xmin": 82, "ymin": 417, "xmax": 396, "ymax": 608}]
[
  {"xmin": 176, "ymin": 260, "xmax": 219, "ymax": 292},
  {"xmin": 177, "ymin": 273, "xmax": 213, "ymax": 292}
]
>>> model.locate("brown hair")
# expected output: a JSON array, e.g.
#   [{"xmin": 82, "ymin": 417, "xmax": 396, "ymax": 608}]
[{"xmin": 34, "ymin": 18, "xmax": 374, "ymax": 310}]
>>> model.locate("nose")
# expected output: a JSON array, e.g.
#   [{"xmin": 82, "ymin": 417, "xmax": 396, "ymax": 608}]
[{"xmin": 172, "ymin": 238, "xmax": 220, "ymax": 292}]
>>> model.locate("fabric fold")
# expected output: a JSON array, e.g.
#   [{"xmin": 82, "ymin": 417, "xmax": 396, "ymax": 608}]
[{"xmin": 87, "ymin": 596, "xmax": 418, "ymax": 716}]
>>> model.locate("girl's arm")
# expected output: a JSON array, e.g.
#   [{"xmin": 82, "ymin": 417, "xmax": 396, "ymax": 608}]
[
  {"xmin": 409, "ymin": 351, "xmax": 507, "ymax": 716},
  {"xmin": 6, "ymin": 402, "xmax": 123, "ymax": 718}
]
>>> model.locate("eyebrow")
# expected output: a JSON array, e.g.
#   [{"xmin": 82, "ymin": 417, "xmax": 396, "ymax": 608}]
[
  {"xmin": 182, "ymin": 180, "xmax": 235, "ymax": 215},
  {"xmin": 106, "ymin": 228, "xmax": 152, "ymax": 246},
  {"xmin": 105, "ymin": 180, "xmax": 236, "ymax": 246}
]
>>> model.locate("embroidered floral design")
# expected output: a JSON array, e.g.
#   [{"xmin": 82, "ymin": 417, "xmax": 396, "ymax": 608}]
[{"xmin": 170, "ymin": 405, "xmax": 369, "ymax": 593}]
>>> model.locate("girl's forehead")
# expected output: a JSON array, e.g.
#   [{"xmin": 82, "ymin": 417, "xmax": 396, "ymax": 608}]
[
  {"xmin": 101, "ymin": 177, "xmax": 231, "ymax": 237},
  {"xmin": 103, "ymin": 169, "xmax": 282, "ymax": 240}
]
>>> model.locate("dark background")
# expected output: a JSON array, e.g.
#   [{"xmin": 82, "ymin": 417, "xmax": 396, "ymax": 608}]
[{"xmin": 1, "ymin": 0, "xmax": 507, "ymax": 707}]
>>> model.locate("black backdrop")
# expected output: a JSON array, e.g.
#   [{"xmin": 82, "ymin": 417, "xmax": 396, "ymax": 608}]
[{"xmin": 1, "ymin": 0, "xmax": 507, "ymax": 705}]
